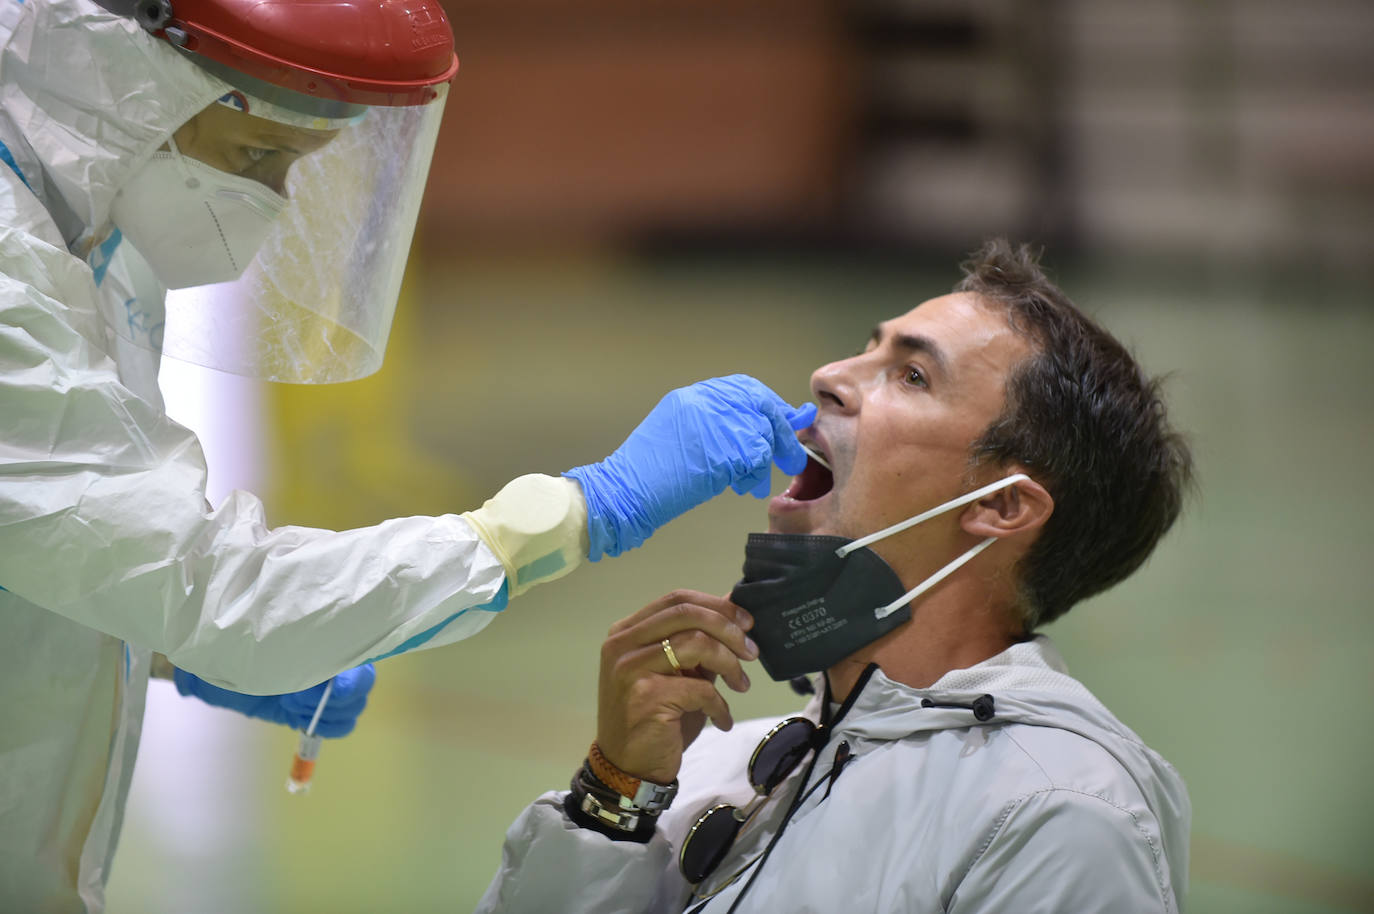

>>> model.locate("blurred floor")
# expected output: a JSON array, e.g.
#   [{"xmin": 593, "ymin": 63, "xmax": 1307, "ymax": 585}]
[{"xmin": 107, "ymin": 251, "xmax": 1374, "ymax": 913}]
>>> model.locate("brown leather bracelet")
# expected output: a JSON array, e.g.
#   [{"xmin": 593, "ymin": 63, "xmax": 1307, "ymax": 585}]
[{"xmin": 588, "ymin": 741, "xmax": 641, "ymax": 799}]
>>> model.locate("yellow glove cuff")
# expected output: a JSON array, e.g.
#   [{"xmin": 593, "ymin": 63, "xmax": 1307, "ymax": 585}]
[{"xmin": 462, "ymin": 475, "xmax": 588, "ymax": 598}]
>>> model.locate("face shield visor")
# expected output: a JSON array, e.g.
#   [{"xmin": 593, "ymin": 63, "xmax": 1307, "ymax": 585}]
[
  {"xmin": 146, "ymin": 86, "xmax": 447, "ymax": 383},
  {"xmin": 96, "ymin": 0, "xmax": 458, "ymax": 383}
]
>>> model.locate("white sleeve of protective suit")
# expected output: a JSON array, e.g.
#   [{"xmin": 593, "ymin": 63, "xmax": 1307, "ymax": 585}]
[
  {"xmin": 948, "ymin": 788, "xmax": 1177, "ymax": 914},
  {"xmin": 0, "ymin": 225, "xmax": 586, "ymax": 694},
  {"xmin": 475, "ymin": 792, "xmax": 673, "ymax": 914}
]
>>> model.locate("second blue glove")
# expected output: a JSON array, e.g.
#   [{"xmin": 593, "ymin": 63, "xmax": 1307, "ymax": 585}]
[
  {"xmin": 173, "ymin": 664, "xmax": 376, "ymax": 737},
  {"xmin": 564, "ymin": 374, "xmax": 816, "ymax": 561}
]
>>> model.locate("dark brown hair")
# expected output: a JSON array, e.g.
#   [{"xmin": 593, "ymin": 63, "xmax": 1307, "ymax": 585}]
[{"xmin": 956, "ymin": 239, "xmax": 1194, "ymax": 629}]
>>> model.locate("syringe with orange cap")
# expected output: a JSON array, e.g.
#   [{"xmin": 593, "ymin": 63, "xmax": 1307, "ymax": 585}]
[{"xmin": 285, "ymin": 679, "xmax": 333, "ymax": 795}]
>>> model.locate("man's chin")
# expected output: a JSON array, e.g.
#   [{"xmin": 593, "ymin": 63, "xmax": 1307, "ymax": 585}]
[
  {"xmin": 766, "ymin": 500, "xmax": 827, "ymax": 535},
  {"xmin": 767, "ymin": 519, "xmax": 807, "ymax": 535}
]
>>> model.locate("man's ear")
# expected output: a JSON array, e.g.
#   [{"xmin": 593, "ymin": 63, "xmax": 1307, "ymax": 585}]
[{"xmin": 960, "ymin": 473, "xmax": 1053, "ymax": 540}]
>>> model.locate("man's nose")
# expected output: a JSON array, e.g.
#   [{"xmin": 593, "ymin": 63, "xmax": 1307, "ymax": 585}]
[{"xmin": 811, "ymin": 356, "xmax": 862, "ymax": 414}]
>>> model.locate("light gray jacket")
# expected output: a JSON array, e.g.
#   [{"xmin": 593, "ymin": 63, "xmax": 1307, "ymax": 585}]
[{"xmin": 477, "ymin": 636, "xmax": 1190, "ymax": 913}]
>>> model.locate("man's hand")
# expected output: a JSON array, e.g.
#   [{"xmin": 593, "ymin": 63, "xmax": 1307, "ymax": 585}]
[{"xmin": 596, "ymin": 590, "xmax": 757, "ymax": 786}]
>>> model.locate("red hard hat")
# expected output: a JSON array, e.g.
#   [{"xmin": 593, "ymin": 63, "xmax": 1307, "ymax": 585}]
[{"xmin": 125, "ymin": 0, "xmax": 458, "ymax": 107}]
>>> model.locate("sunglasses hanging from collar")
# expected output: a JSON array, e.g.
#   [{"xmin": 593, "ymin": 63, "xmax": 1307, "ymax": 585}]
[{"xmin": 680, "ymin": 664, "xmax": 997, "ymax": 913}]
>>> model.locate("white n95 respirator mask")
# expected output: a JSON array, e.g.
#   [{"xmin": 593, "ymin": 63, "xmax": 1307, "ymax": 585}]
[{"xmin": 110, "ymin": 138, "xmax": 286, "ymax": 290}]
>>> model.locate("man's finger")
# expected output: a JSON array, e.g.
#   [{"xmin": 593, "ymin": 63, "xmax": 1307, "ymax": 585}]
[
  {"xmin": 618, "ymin": 599, "xmax": 758, "ymax": 664},
  {"xmin": 617, "ymin": 589, "xmax": 753, "ymax": 635},
  {"xmin": 607, "ymin": 589, "xmax": 721, "ymax": 636},
  {"xmin": 664, "ymin": 676, "xmax": 734, "ymax": 733},
  {"xmin": 618, "ymin": 631, "xmax": 751, "ymax": 693}
]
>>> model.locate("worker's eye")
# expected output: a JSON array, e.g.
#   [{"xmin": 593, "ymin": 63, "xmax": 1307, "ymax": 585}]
[
  {"xmin": 905, "ymin": 366, "xmax": 927, "ymax": 388},
  {"xmin": 243, "ymin": 147, "xmax": 273, "ymax": 163}
]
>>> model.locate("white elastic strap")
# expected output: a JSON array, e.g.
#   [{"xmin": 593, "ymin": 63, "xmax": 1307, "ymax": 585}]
[
  {"xmin": 873, "ymin": 536, "xmax": 997, "ymax": 620},
  {"xmin": 162, "ymin": 136, "xmax": 203, "ymax": 189},
  {"xmin": 836, "ymin": 473, "xmax": 1029, "ymax": 558}
]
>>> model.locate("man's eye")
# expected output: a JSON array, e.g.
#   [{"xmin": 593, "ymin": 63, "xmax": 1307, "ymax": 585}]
[
  {"xmin": 905, "ymin": 366, "xmax": 927, "ymax": 388},
  {"xmin": 244, "ymin": 147, "xmax": 272, "ymax": 163}
]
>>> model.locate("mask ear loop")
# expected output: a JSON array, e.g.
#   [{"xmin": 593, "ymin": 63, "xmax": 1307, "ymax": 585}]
[
  {"xmin": 871, "ymin": 536, "xmax": 997, "ymax": 619},
  {"xmin": 166, "ymin": 133, "xmax": 288, "ymax": 211},
  {"xmin": 831, "ymin": 474, "xmax": 1031, "ymax": 621},
  {"xmin": 163, "ymin": 135, "xmax": 202, "ymax": 190}
]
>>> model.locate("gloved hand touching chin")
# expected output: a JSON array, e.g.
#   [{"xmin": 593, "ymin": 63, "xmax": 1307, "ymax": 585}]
[
  {"xmin": 564, "ymin": 374, "xmax": 816, "ymax": 561},
  {"xmin": 173, "ymin": 664, "xmax": 376, "ymax": 737}
]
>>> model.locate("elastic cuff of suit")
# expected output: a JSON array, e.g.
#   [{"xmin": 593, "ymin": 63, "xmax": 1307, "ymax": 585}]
[{"xmin": 462, "ymin": 475, "xmax": 588, "ymax": 596}]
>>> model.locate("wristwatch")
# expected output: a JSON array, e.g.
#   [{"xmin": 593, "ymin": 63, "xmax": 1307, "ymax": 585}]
[
  {"xmin": 585, "ymin": 741, "xmax": 678, "ymax": 814},
  {"xmin": 570, "ymin": 758, "xmax": 678, "ymax": 836},
  {"xmin": 629, "ymin": 776, "xmax": 678, "ymax": 814}
]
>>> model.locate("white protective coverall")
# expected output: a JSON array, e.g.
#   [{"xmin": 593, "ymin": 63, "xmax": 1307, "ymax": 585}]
[
  {"xmin": 477, "ymin": 636, "xmax": 1192, "ymax": 913},
  {"xmin": 0, "ymin": 2, "xmax": 585, "ymax": 910}
]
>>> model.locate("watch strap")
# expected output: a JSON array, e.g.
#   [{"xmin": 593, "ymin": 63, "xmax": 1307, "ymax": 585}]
[{"xmin": 631, "ymin": 776, "xmax": 678, "ymax": 813}]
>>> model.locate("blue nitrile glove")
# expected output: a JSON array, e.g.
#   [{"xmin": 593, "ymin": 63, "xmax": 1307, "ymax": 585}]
[
  {"xmin": 564, "ymin": 374, "xmax": 817, "ymax": 561},
  {"xmin": 173, "ymin": 664, "xmax": 377, "ymax": 737}
]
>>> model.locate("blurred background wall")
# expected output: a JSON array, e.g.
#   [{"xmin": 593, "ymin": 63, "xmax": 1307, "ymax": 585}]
[{"xmin": 107, "ymin": 1, "xmax": 1373, "ymax": 912}]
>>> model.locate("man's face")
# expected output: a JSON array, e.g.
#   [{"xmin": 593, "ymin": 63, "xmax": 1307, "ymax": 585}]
[{"xmin": 770, "ymin": 292, "xmax": 1031, "ymax": 569}]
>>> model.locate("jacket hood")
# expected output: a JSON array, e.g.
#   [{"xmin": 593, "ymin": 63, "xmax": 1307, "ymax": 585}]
[
  {"xmin": 0, "ymin": 0, "xmax": 227, "ymax": 234},
  {"xmin": 810, "ymin": 636, "xmax": 1192, "ymax": 898}
]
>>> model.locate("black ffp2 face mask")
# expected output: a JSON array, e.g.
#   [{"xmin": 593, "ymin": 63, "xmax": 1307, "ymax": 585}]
[
  {"xmin": 729, "ymin": 534, "xmax": 911, "ymax": 681},
  {"xmin": 728, "ymin": 474, "xmax": 1031, "ymax": 682}
]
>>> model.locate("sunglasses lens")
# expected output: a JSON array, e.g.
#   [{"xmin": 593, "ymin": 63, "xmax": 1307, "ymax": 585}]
[
  {"xmin": 679, "ymin": 805, "xmax": 745, "ymax": 884},
  {"xmin": 750, "ymin": 718, "xmax": 815, "ymax": 794}
]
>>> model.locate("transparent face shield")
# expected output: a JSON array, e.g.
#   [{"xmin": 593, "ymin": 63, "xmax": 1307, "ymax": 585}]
[{"xmin": 142, "ymin": 85, "xmax": 448, "ymax": 383}]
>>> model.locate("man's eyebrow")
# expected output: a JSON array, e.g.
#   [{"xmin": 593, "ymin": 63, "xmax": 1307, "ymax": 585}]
[{"xmin": 869, "ymin": 325, "xmax": 950, "ymax": 376}]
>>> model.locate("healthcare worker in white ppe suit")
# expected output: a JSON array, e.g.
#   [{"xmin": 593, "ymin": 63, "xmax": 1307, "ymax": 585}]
[{"xmin": 0, "ymin": 0, "xmax": 816, "ymax": 910}]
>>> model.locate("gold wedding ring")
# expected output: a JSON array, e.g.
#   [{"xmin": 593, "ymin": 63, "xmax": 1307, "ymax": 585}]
[{"xmin": 661, "ymin": 638, "xmax": 683, "ymax": 675}]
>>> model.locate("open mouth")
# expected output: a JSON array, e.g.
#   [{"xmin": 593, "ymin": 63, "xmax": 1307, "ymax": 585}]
[{"xmin": 785, "ymin": 453, "xmax": 834, "ymax": 502}]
